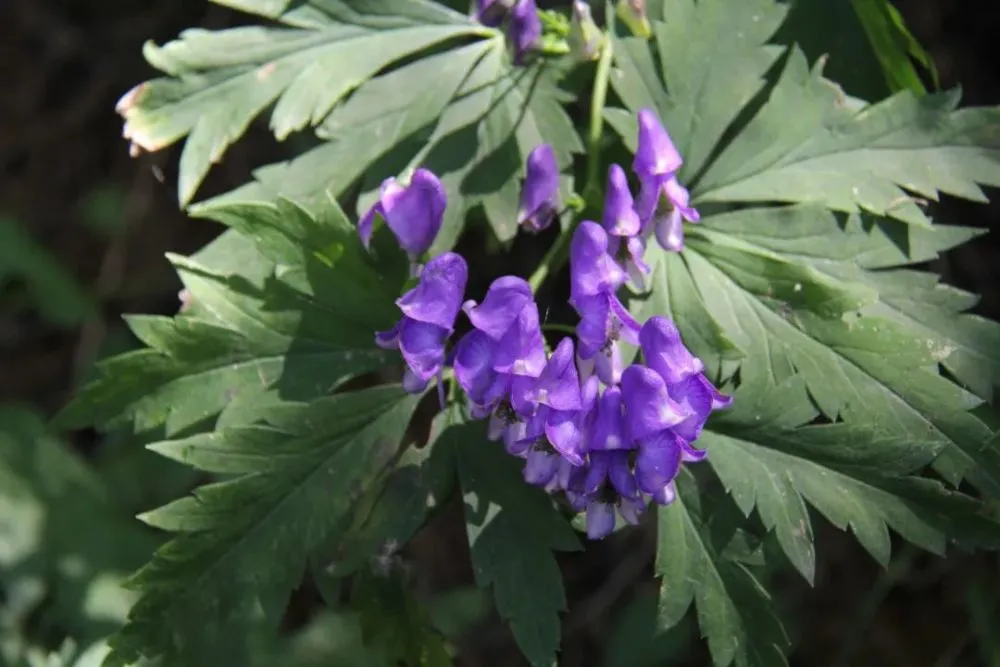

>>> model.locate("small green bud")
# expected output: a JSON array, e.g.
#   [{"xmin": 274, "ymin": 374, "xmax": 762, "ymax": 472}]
[{"xmin": 616, "ymin": 0, "xmax": 652, "ymax": 39}]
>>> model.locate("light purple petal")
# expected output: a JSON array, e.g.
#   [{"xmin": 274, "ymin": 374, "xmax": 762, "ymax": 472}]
[
  {"xmin": 654, "ymin": 207, "xmax": 685, "ymax": 252},
  {"xmin": 396, "ymin": 252, "xmax": 468, "ymax": 329},
  {"xmin": 602, "ymin": 164, "xmax": 641, "ymax": 237},
  {"xmin": 569, "ymin": 221, "xmax": 626, "ymax": 306},
  {"xmin": 624, "ymin": 236, "xmax": 650, "ymax": 290},
  {"xmin": 619, "ymin": 496, "xmax": 647, "ymax": 525},
  {"xmin": 375, "ymin": 320, "xmax": 401, "ymax": 350},
  {"xmin": 664, "ymin": 176, "xmax": 700, "ymax": 222},
  {"xmin": 475, "ymin": 0, "xmax": 508, "ymax": 26},
  {"xmin": 586, "ymin": 501, "xmax": 616, "ymax": 539},
  {"xmin": 545, "ymin": 409, "xmax": 586, "ymax": 466},
  {"xmin": 639, "ymin": 316, "xmax": 704, "ymax": 385},
  {"xmin": 635, "ymin": 430, "xmax": 684, "ymax": 495},
  {"xmin": 504, "ymin": 420, "xmax": 531, "ymax": 456},
  {"xmin": 402, "ymin": 366, "xmax": 430, "ymax": 393},
  {"xmin": 463, "ymin": 276, "xmax": 534, "ymax": 340},
  {"xmin": 621, "ymin": 365, "xmax": 692, "ymax": 440},
  {"xmin": 651, "ymin": 481, "xmax": 677, "ymax": 505},
  {"xmin": 633, "ymin": 108, "xmax": 682, "ymax": 178},
  {"xmin": 518, "ymin": 144, "xmax": 560, "ymax": 232},
  {"xmin": 524, "ymin": 448, "xmax": 560, "ymax": 486},
  {"xmin": 358, "ymin": 202, "xmax": 383, "ymax": 249}
]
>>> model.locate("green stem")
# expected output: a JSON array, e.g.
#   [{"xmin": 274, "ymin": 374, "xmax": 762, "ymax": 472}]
[
  {"xmin": 541, "ymin": 322, "xmax": 578, "ymax": 335},
  {"xmin": 528, "ymin": 34, "xmax": 614, "ymax": 294}
]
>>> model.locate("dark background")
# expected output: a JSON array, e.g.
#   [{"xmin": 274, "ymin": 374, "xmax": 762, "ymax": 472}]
[{"xmin": 1, "ymin": 1, "xmax": 999, "ymax": 665}]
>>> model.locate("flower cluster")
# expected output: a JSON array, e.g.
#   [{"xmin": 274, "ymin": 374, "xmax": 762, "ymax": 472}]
[
  {"xmin": 364, "ymin": 108, "xmax": 727, "ymax": 539},
  {"xmin": 474, "ymin": 0, "xmax": 541, "ymax": 64}
]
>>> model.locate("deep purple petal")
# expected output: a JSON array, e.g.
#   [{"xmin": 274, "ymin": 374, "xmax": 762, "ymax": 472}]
[
  {"xmin": 524, "ymin": 448, "xmax": 560, "ymax": 486},
  {"xmin": 509, "ymin": 0, "xmax": 541, "ymax": 64},
  {"xmin": 378, "ymin": 169, "xmax": 446, "ymax": 257},
  {"xmin": 463, "ymin": 276, "xmax": 533, "ymax": 340},
  {"xmin": 504, "ymin": 420, "xmax": 531, "ymax": 456},
  {"xmin": 574, "ymin": 295, "xmax": 611, "ymax": 359},
  {"xmin": 621, "ymin": 365, "xmax": 692, "ymax": 440},
  {"xmin": 518, "ymin": 144, "xmax": 560, "ymax": 232},
  {"xmin": 398, "ymin": 319, "xmax": 448, "ymax": 381},
  {"xmin": 602, "ymin": 164, "xmax": 642, "ymax": 237},
  {"xmin": 583, "ymin": 451, "xmax": 611, "ymax": 494},
  {"xmin": 396, "ymin": 252, "xmax": 468, "ymax": 329},
  {"xmin": 635, "ymin": 430, "xmax": 684, "ymax": 495},
  {"xmin": 569, "ymin": 221, "xmax": 626, "ymax": 306},
  {"xmin": 527, "ymin": 337, "xmax": 582, "ymax": 411},
  {"xmin": 492, "ymin": 302, "xmax": 546, "ymax": 377},
  {"xmin": 608, "ymin": 452, "xmax": 639, "ymax": 499},
  {"xmin": 589, "ymin": 386, "xmax": 630, "ymax": 451},
  {"xmin": 639, "ymin": 316, "xmax": 704, "ymax": 385},
  {"xmin": 633, "ymin": 108, "xmax": 682, "ymax": 179},
  {"xmin": 586, "ymin": 501, "xmax": 616, "ymax": 539},
  {"xmin": 509, "ymin": 374, "xmax": 536, "ymax": 418}
]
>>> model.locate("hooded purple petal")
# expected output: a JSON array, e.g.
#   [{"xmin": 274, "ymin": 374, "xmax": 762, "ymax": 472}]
[
  {"xmin": 635, "ymin": 429, "xmax": 684, "ymax": 495},
  {"xmin": 589, "ymin": 386, "xmax": 630, "ymax": 451},
  {"xmin": 602, "ymin": 164, "xmax": 642, "ymax": 237},
  {"xmin": 371, "ymin": 168, "xmax": 446, "ymax": 258},
  {"xmin": 518, "ymin": 144, "xmax": 560, "ymax": 233},
  {"xmin": 396, "ymin": 252, "xmax": 468, "ymax": 330},
  {"xmin": 621, "ymin": 365, "xmax": 692, "ymax": 440},
  {"xmin": 545, "ymin": 409, "xmax": 586, "ymax": 466},
  {"xmin": 509, "ymin": 0, "xmax": 541, "ymax": 64},
  {"xmin": 463, "ymin": 276, "xmax": 534, "ymax": 340},
  {"xmin": 570, "ymin": 221, "xmax": 627, "ymax": 306},
  {"xmin": 639, "ymin": 316, "xmax": 704, "ymax": 385},
  {"xmin": 492, "ymin": 301, "xmax": 547, "ymax": 377},
  {"xmin": 633, "ymin": 108, "xmax": 682, "ymax": 179}
]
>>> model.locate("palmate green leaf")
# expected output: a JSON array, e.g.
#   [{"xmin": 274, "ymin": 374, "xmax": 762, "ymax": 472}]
[
  {"xmin": 431, "ymin": 407, "xmax": 580, "ymax": 667},
  {"xmin": 104, "ymin": 385, "xmax": 421, "ymax": 666},
  {"xmin": 606, "ymin": 0, "xmax": 1000, "ymax": 227},
  {"xmin": 656, "ymin": 471, "xmax": 789, "ymax": 667},
  {"xmin": 56, "ymin": 198, "xmax": 404, "ymax": 436},
  {"xmin": 195, "ymin": 39, "xmax": 582, "ymax": 248},
  {"xmin": 118, "ymin": 0, "xmax": 488, "ymax": 205}
]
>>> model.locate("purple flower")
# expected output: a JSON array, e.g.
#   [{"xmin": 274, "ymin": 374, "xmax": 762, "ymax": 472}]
[
  {"xmin": 463, "ymin": 276, "xmax": 534, "ymax": 340},
  {"xmin": 377, "ymin": 252, "xmax": 467, "ymax": 393},
  {"xmin": 620, "ymin": 365, "xmax": 691, "ymax": 440},
  {"xmin": 518, "ymin": 144, "xmax": 561, "ymax": 233},
  {"xmin": 574, "ymin": 292, "xmax": 640, "ymax": 386},
  {"xmin": 588, "ymin": 386, "xmax": 629, "ymax": 451},
  {"xmin": 359, "ymin": 168, "xmax": 446, "ymax": 262},
  {"xmin": 569, "ymin": 221, "xmax": 626, "ymax": 307},
  {"xmin": 509, "ymin": 0, "xmax": 542, "ymax": 65},
  {"xmin": 633, "ymin": 108, "xmax": 683, "ymax": 181},
  {"xmin": 632, "ymin": 109, "xmax": 700, "ymax": 252},
  {"xmin": 475, "ymin": 0, "xmax": 510, "ymax": 26},
  {"xmin": 602, "ymin": 165, "xmax": 641, "ymax": 238}
]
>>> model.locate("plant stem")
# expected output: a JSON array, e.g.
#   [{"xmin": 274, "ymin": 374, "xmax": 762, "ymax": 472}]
[
  {"xmin": 541, "ymin": 322, "xmax": 578, "ymax": 335},
  {"xmin": 528, "ymin": 34, "xmax": 614, "ymax": 294}
]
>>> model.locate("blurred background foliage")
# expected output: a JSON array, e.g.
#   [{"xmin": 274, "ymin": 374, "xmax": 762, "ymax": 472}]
[{"xmin": 1, "ymin": 1, "xmax": 999, "ymax": 665}]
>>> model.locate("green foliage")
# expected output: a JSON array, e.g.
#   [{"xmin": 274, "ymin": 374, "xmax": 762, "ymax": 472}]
[
  {"xmin": 0, "ymin": 217, "xmax": 94, "ymax": 328},
  {"xmin": 429, "ymin": 407, "xmax": 581, "ymax": 667},
  {"xmin": 45, "ymin": 0, "xmax": 1000, "ymax": 666},
  {"xmin": 57, "ymin": 198, "xmax": 405, "ymax": 436}
]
